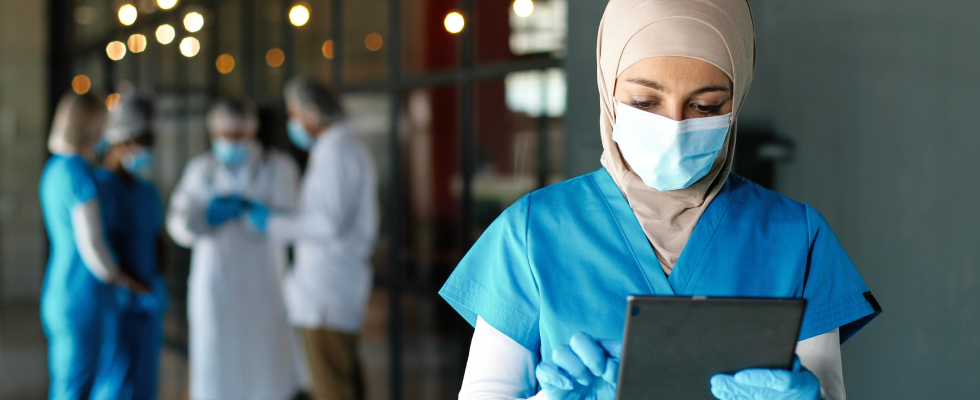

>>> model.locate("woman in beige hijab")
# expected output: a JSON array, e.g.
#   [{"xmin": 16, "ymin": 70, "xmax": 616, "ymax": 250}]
[{"xmin": 439, "ymin": 1, "xmax": 879, "ymax": 399}]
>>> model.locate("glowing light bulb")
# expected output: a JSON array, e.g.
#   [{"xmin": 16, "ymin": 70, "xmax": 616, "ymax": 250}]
[
  {"xmin": 184, "ymin": 12, "xmax": 204, "ymax": 33},
  {"xmin": 106, "ymin": 41, "xmax": 127, "ymax": 61},
  {"xmin": 118, "ymin": 4, "xmax": 138, "ymax": 25},
  {"xmin": 106, "ymin": 93, "xmax": 121, "ymax": 111},
  {"xmin": 322, "ymin": 40, "xmax": 334, "ymax": 59},
  {"xmin": 156, "ymin": 24, "xmax": 176, "ymax": 44},
  {"xmin": 216, "ymin": 54, "xmax": 236, "ymax": 74},
  {"xmin": 157, "ymin": 0, "xmax": 178, "ymax": 10},
  {"xmin": 513, "ymin": 0, "xmax": 533, "ymax": 17},
  {"xmin": 266, "ymin": 48, "xmax": 285, "ymax": 67},
  {"xmin": 72, "ymin": 75, "xmax": 91, "ymax": 95},
  {"xmin": 180, "ymin": 37, "xmax": 200, "ymax": 57},
  {"xmin": 364, "ymin": 33, "xmax": 383, "ymax": 51},
  {"xmin": 444, "ymin": 12, "xmax": 465, "ymax": 34},
  {"xmin": 289, "ymin": 4, "xmax": 311, "ymax": 27},
  {"xmin": 127, "ymin": 34, "xmax": 147, "ymax": 53}
]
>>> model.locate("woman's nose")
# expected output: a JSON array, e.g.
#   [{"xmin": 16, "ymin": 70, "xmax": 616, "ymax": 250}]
[{"xmin": 659, "ymin": 103, "xmax": 686, "ymax": 121}]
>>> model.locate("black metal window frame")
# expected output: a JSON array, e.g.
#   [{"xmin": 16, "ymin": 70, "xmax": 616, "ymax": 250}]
[{"xmin": 52, "ymin": 1, "xmax": 563, "ymax": 399}]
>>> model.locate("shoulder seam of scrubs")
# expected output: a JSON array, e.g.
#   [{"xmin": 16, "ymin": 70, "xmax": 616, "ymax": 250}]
[
  {"xmin": 588, "ymin": 170, "xmax": 657, "ymax": 294},
  {"xmin": 522, "ymin": 194, "xmax": 541, "ymax": 295},
  {"xmin": 676, "ymin": 176, "xmax": 740, "ymax": 293},
  {"xmin": 802, "ymin": 203, "xmax": 815, "ymax": 298}
]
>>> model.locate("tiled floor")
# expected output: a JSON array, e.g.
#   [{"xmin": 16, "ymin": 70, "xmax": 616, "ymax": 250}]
[{"xmin": 0, "ymin": 303, "xmax": 48, "ymax": 400}]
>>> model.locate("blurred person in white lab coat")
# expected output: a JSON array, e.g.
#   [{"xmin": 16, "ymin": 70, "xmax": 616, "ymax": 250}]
[
  {"xmin": 166, "ymin": 99, "xmax": 302, "ymax": 400},
  {"xmin": 246, "ymin": 78, "xmax": 379, "ymax": 400}
]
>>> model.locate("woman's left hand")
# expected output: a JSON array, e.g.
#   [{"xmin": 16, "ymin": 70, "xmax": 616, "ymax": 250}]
[{"xmin": 710, "ymin": 361, "xmax": 821, "ymax": 400}]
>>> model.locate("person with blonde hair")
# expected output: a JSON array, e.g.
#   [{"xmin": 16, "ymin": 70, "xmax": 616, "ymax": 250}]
[{"xmin": 40, "ymin": 91, "xmax": 147, "ymax": 399}]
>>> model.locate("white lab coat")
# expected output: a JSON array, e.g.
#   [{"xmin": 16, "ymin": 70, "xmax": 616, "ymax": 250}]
[
  {"xmin": 167, "ymin": 146, "xmax": 301, "ymax": 400},
  {"xmin": 267, "ymin": 124, "xmax": 379, "ymax": 333}
]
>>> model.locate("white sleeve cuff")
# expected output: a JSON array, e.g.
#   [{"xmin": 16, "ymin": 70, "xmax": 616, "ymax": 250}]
[
  {"xmin": 459, "ymin": 316, "xmax": 539, "ymax": 400},
  {"xmin": 71, "ymin": 200, "xmax": 120, "ymax": 283},
  {"xmin": 797, "ymin": 328, "xmax": 845, "ymax": 400}
]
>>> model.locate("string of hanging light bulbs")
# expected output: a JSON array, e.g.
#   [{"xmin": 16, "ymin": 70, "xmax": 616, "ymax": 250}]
[{"xmin": 104, "ymin": 1, "xmax": 536, "ymax": 70}]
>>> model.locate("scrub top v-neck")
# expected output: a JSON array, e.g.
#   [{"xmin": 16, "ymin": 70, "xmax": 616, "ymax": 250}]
[{"xmin": 440, "ymin": 168, "xmax": 880, "ymax": 362}]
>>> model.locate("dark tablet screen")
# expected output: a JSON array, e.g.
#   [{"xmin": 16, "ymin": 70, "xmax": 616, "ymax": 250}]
[{"xmin": 616, "ymin": 296, "xmax": 806, "ymax": 400}]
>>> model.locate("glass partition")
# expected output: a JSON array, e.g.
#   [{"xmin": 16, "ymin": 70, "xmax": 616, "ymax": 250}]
[{"xmin": 61, "ymin": 0, "xmax": 568, "ymax": 397}]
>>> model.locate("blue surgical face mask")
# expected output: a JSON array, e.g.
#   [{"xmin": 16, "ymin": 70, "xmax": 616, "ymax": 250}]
[
  {"xmin": 287, "ymin": 119, "xmax": 315, "ymax": 151},
  {"xmin": 94, "ymin": 138, "xmax": 110, "ymax": 157},
  {"xmin": 212, "ymin": 139, "xmax": 250, "ymax": 166},
  {"xmin": 612, "ymin": 102, "xmax": 732, "ymax": 191},
  {"xmin": 122, "ymin": 146, "xmax": 153, "ymax": 175}
]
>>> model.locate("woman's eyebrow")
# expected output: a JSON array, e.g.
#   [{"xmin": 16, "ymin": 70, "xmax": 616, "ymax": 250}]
[
  {"xmin": 625, "ymin": 78, "xmax": 669, "ymax": 93},
  {"xmin": 625, "ymin": 78, "xmax": 731, "ymax": 97},
  {"xmin": 690, "ymin": 85, "xmax": 731, "ymax": 96}
]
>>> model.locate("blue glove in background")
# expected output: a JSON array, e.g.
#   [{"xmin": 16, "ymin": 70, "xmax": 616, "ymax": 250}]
[
  {"xmin": 206, "ymin": 195, "xmax": 244, "ymax": 227},
  {"xmin": 710, "ymin": 359, "xmax": 821, "ymax": 400},
  {"xmin": 535, "ymin": 332, "xmax": 622, "ymax": 400},
  {"xmin": 245, "ymin": 201, "xmax": 270, "ymax": 233}
]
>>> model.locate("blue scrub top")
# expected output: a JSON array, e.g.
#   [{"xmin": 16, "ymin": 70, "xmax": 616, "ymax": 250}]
[
  {"xmin": 440, "ymin": 168, "xmax": 880, "ymax": 361},
  {"xmin": 40, "ymin": 155, "xmax": 115, "ymax": 319},
  {"xmin": 94, "ymin": 168, "xmax": 167, "ymax": 314},
  {"xmin": 92, "ymin": 168, "xmax": 167, "ymax": 400}
]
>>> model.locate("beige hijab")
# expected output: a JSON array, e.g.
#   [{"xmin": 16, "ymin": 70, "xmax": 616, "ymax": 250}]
[{"xmin": 597, "ymin": 0, "xmax": 756, "ymax": 273}]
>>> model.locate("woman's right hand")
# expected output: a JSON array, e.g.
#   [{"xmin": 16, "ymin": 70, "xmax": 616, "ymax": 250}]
[
  {"xmin": 535, "ymin": 332, "xmax": 622, "ymax": 400},
  {"xmin": 206, "ymin": 195, "xmax": 245, "ymax": 227}
]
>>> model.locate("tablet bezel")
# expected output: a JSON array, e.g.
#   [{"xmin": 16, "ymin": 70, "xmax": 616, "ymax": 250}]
[{"xmin": 615, "ymin": 295, "xmax": 807, "ymax": 400}]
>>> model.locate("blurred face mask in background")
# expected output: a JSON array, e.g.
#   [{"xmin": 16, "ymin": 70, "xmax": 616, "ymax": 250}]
[
  {"xmin": 94, "ymin": 138, "xmax": 110, "ymax": 157},
  {"xmin": 212, "ymin": 139, "xmax": 250, "ymax": 167},
  {"xmin": 287, "ymin": 118, "xmax": 315, "ymax": 151},
  {"xmin": 612, "ymin": 102, "xmax": 731, "ymax": 191},
  {"xmin": 122, "ymin": 146, "xmax": 153, "ymax": 175}
]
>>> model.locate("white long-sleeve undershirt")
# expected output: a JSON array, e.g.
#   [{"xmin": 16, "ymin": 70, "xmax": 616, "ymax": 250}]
[
  {"xmin": 71, "ymin": 199, "xmax": 120, "ymax": 283},
  {"xmin": 460, "ymin": 316, "xmax": 844, "ymax": 400}
]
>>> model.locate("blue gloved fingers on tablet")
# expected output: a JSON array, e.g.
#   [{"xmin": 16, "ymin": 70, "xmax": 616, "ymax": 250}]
[
  {"xmin": 570, "ymin": 332, "xmax": 607, "ymax": 376},
  {"xmin": 536, "ymin": 361, "xmax": 594, "ymax": 400},
  {"xmin": 552, "ymin": 345, "xmax": 594, "ymax": 386},
  {"xmin": 535, "ymin": 333, "xmax": 626, "ymax": 400},
  {"xmin": 600, "ymin": 340, "xmax": 623, "ymax": 359},
  {"xmin": 710, "ymin": 366, "xmax": 821, "ymax": 400},
  {"xmin": 601, "ymin": 357, "xmax": 620, "ymax": 388}
]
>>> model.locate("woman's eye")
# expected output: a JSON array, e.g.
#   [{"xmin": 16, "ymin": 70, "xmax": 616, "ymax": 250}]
[
  {"xmin": 692, "ymin": 103, "xmax": 722, "ymax": 114},
  {"xmin": 630, "ymin": 99, "xmax": 658, "ymax": 110}
]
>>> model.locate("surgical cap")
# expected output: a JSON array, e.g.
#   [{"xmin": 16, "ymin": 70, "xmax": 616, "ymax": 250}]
[{"xmin": 104, "ymin": 96, "xmax": 153, "ymax": 145}]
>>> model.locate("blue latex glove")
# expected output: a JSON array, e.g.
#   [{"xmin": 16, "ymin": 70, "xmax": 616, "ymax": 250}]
[
  {"xmin": 206, "ymin": 195, "xmax": 244, "ymax": 227},
  {"xmin": 245, "ymin": 201, "xmax": 270, "ymax": 233},
  {"xmin": 710, "ymin": 359, "xmax": 821, "ymax": 400},
  {"xmin": 535, "ymin": 332, "xmax": 622, "ymax": 400}
]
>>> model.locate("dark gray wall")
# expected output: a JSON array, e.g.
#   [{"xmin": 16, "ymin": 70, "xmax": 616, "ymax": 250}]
[
  {"xmin": 566, "ymin": 1, "xmax": 980, "ymax": 398},
  {"xmin": 0, "ymin": 0, "xmax": 48, "ymax": 303}
]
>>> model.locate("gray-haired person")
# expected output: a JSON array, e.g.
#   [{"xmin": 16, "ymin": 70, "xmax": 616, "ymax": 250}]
[{"xmin": 246, "ymin": 78, "xmax": 379, "ymax": 400}]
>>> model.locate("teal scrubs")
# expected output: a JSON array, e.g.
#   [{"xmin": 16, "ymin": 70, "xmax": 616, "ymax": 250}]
[
  {"xmin": 40, "ymin": 155, "xmax": 118, "ymax": 400},
  {"xmin": 440, "ymin": 168, "xmax": 880, "ymax": 363},
  {"xmin": 91, "ymin": 168, "xmax": 167, "ymax": 400}
]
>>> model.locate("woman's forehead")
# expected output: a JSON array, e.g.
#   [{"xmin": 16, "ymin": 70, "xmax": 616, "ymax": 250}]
[{"xmin": 619, "ymin": 57, "xmax": 732, "ymax": 90}]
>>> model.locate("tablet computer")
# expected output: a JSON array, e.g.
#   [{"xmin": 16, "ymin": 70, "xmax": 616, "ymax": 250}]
[{"xmin": 615, "ymin": 296, "xmax": 807, "ymax": 400}]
